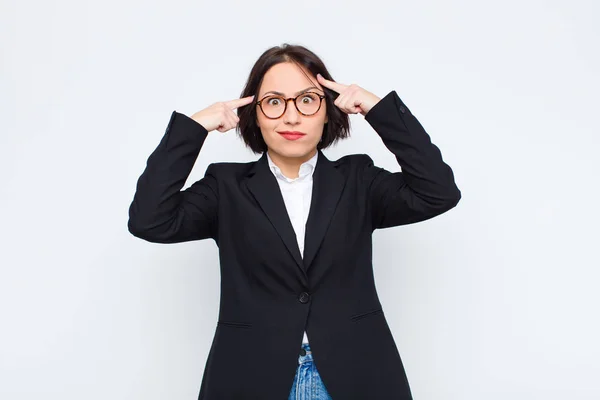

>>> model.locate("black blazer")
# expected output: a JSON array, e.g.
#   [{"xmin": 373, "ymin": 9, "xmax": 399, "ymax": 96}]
[{"xmin": 128, "ymin": 90, "xmax": 461, "ymax": 399}]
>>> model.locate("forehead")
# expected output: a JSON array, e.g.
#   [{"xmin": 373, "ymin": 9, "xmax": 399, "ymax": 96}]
[{"xmin": 258, "ymin": 62, "xmax": 324, "ymax": 96}]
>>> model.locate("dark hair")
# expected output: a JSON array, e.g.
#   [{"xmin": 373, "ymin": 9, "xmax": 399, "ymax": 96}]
[{"xmin": 236, "ymin": 43, "xmax": 351, "ymax": 154}]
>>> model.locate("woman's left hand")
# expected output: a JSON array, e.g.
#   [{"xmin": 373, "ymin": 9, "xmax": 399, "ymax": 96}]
[{"xmin": 316, "ymin": 73, "xmax": 381, "ymax": 117}]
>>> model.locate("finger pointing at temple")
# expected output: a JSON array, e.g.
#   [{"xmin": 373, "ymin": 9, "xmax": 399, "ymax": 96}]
[{"xmin": 316, "ymin": 74, "xmax": 348, "ymax": 93}]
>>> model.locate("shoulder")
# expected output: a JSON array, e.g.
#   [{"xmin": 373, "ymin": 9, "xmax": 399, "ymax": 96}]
[
  {"xmin": 206, "ymin": 159, "xmax": 254, "ymax": 171},
  {"xmin": 326, "ymin": 153, "xmax": 377, "ymax": 186},
  {"xmin": 203, "ymin": 159, "xmax": 260, "ymax": 182},
  {"xmin": 328, "ymin": 153, "xmax": 385, "ymax": 190},
  {"xmin": 329, "ymin": 153, "xmax": 374, "ymax": 170}
]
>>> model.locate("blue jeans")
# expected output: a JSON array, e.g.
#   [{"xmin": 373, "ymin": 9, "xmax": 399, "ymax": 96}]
[{"xmin": 288, "ymin": 343, "xmax": 333, "ymax": 400}]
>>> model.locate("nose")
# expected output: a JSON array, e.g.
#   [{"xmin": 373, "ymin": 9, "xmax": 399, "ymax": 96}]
[{"xmin": 282, "ymin": 98, "xmax": 301, "ymax": 124}]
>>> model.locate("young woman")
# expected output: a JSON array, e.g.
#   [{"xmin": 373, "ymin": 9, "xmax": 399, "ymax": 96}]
[{"xmin": 128, "ymin": 43, "xmax": 461, "ymax": 399}]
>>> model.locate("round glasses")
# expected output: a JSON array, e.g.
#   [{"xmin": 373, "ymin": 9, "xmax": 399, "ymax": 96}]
[{"xmin": 256, "ymin": 92, "xmax": 326, "ymax": 119}]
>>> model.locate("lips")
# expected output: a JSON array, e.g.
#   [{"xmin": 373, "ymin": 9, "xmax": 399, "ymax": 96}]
[{"xmin": 278, "ymin": 131, "xmax": 306, "ymax": 141}]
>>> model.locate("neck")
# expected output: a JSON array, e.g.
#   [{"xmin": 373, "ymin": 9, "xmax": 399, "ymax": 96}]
[{"xmin": 268, "ymin": 148, "xmax": 317, "ymax": 179}]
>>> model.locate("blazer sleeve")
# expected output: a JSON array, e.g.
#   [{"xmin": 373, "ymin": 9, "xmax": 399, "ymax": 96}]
[
  {"xmin": 127, "ymin": 111, "xmax": 219, "ymax": 243},
  {"xmin": 363, "ymin": 90, "xmax": 461, "ymax": 230}
]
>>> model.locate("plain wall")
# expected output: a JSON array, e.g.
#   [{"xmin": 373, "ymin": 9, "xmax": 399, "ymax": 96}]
[{"xmin": 1, "ymin": 0, "xmax": 599, "ymax": 398}]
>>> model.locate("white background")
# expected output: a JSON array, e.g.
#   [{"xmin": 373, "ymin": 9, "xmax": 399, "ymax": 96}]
[{"xmin": 1, "ymin": 0, "xmax": 599, "ymax": 399}]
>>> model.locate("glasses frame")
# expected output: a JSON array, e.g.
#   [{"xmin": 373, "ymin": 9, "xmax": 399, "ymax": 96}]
[{"xmin": 256, "ymin": 92, "xmax": 326, "ymax": 119}]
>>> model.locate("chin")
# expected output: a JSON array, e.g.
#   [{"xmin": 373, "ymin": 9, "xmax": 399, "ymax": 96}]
[{"xmin": 273, "ymin": 145, "xmax": 316, "ymax": 159}]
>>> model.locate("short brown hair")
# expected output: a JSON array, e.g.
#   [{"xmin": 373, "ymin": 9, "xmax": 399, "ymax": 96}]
[{"xmin": 236, "ymin": 43, "xmax": 351, "ymax": 154}]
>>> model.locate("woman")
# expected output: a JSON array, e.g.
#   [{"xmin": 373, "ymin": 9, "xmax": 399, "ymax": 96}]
[{"xmin": 128, "ymin": 43, "xmax": 461, "ymax": 399}]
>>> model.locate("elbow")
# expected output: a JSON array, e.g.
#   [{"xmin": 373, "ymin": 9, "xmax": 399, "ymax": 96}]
[
  {"xmin": 128, "ymin": 216, "xmax": 160, "ymax": 242},
  {"xmin": 441, "ymin": 186, "xmax": 461, "ymax": 212},
  {"xmin": 426, "ymin": 186, "xmax": 461, "ymax": 216},
  {"xmin": 127, "ymin": 203, "xmax": 161, "ymax": 242},
  {"xmin": 450, "ymin": 186, "xmax": 462, "ymax": 206},
  {"xmin": 127, "ymin": 213, "xmax": 198, "ymax": 244},
  {"xmin": 128, "ymin": 218, "xmax": 149, "ymax": 240}
]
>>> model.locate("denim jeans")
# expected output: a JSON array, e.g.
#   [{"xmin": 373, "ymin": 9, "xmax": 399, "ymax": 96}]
[{"xmin": 288, "ymin": 343, "xmax": 333, "ymax": 400}]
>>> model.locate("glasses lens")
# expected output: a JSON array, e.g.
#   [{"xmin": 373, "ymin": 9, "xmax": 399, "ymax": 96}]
[
  {"xmin": 261, "ymin": 95, "xmax": 286, "ymax": 118},
  {"xmin": 296, "ymin": 93, "xmax": 321, "ymax": 115},
  {"xmin": 261, "ymin": 93, "xmax": 321, "ymax": 118}
]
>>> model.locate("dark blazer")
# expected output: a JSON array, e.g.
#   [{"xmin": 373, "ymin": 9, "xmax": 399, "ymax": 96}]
[{"xmin": 128, "ymin": 90, "xmax": 461, "ymax": 399}]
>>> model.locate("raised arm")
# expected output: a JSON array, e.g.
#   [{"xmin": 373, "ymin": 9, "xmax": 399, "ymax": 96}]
[
  {"xmin": 315, "ymin": 74, "xmax": 461, "ymax": 230},
  {"xmin": 363, "ymin": 90, "xmax": 461, "ymax": 229},
  {"xmin": 127, "ymin": 111, "xmax": 219, "ymax": 243},
  {"xmin": 128, "ymin": 95, "xmax": 255, "ymax": 243}
]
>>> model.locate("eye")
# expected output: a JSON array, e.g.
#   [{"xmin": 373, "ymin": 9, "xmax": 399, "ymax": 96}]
[
  {"xmin": 267, "ymin": 97, "xmax": 282, "ymax": 106},
  {"xmin": 300, "ymin": 93, "xmax": 318, "ymax": 103}
]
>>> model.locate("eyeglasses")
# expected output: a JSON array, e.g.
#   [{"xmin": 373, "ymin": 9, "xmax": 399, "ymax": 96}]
[{"xmin": 256, "ymin": 92, "xmax": 326, "ymax": 119}]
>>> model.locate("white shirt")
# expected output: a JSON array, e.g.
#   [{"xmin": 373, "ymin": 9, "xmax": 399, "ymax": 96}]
[{"xmin": 267, "ymin": 150, "xmax": 318, "ymax": 344}]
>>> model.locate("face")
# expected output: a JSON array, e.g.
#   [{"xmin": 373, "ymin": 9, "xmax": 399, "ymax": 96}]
[{"xmin": 256, "ymin": 62, "xmax": 328, "ymax": 162}]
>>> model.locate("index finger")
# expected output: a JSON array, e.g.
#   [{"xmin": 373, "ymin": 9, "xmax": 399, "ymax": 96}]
[
  {"xmin": 226, "ymin": 95, "xmax": 256, "ymax": 109},
  {"xmin": 317, "ymin": 74, "xmax": 348, "ymax": 93}
]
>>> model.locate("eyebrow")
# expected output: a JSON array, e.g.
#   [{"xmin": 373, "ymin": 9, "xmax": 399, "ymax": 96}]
[{"xmin": 261, "ymin": 86, "xmax": 323, "ymax": 97}]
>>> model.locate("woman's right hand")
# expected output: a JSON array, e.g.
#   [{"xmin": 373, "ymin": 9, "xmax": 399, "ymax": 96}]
[{"xmin": 190, "ymin": 95, "xmax": 255, "ymax": 133}]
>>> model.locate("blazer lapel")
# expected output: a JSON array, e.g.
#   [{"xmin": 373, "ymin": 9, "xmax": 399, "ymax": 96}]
[
  {"xmin": 303, "ymin": 150, "xmax": 345, "ymax": 271},
  {"xmin": 246, "ymin": 152, "xmax": 304, "ymax": 272}
]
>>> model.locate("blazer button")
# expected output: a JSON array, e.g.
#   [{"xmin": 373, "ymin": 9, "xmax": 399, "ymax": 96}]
[
  {"xmin": 399, "ymin": 105, "xmax": 406, "ymax": 113},
  {"xmin": 298, "ymin": 292, "xmax": 310, "ymax": 304}
]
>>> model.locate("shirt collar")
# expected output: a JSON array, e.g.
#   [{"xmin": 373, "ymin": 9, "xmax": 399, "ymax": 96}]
[{"xmin": 266, "ymin": 150, "xmax": 318, "ymax": 183}]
